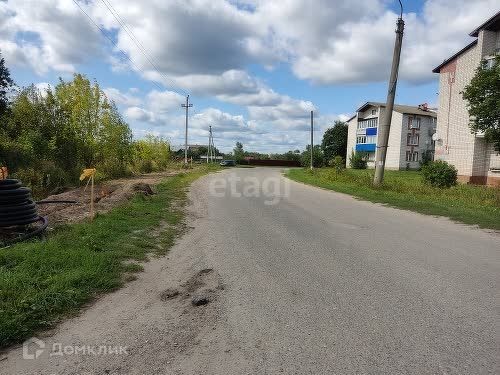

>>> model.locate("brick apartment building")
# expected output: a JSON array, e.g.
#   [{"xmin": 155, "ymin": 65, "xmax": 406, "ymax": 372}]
[
  {"xmin": 432, "ymin": 11, "xmax": 500, "ymax": 185},
  {"xmin": 346, "ymin": 102, "xmax": 437, "ymax": 170}
]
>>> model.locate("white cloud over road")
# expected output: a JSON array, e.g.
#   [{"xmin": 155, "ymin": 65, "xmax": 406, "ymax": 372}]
[{"xmin": 2, "ymin": 0, "xmax": 499, "ymax": 151}]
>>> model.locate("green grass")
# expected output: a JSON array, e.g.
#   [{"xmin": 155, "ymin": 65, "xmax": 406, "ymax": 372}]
[
  {"xmin": 286, "ymin": 168, "xmax": 500, "ymax": 230},
  {"xmin": 0, "ymin": 165, "xmax": 219, "ymax": 348}
]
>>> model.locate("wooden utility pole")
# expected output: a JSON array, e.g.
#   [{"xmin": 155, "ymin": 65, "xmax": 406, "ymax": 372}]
[
  {"xmin": 181, "ymin": 95, "xmax": 193, "ymax": 165},
  {"xmin": 373, "ymin": 2, "xmax": 404, "ymax": 186},
  {"xmin": 310, "ymin": 110, "xmax": 314, "ymax": 170}
]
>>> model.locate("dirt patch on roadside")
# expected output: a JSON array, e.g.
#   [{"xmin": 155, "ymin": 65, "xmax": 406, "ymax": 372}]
[{"xmin": 38, "ymin": 170, "xmax": 181, "ymax": 227}]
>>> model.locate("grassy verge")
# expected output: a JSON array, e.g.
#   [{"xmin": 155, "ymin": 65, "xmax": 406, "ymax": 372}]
[
  {"xmin": 0, "ymin": 165, "xmax": 219, "ymax": 348},
  {"xmin": 286, "ymin": 168, "xmax": 500, "ymax": 230}
]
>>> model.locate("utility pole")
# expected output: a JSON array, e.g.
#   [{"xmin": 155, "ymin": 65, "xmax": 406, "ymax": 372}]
[
  {"xmin": 310, "ymin": 110, "xmax": 314, "ymax": 170},
  {"xmin": 181, "ymin": 95, "xmax": 193, "ymax": 165},
  {"xmin": 373, "ymin": 1, "xmax": 404, "ymax": 186},
  {"xmin": 207, "ymin": 125, "xmax": 212, "ymax": 163},
  {"xmin": 210, "ymin": 130, "xmax": 215, "ymax": 162}
]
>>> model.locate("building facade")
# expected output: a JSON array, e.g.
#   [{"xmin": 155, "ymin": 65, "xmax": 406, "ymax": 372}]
[
  {"xmin": 432, "ymin": 12, "xmax": 500, "ymax": 185},
  {"xmin": 346, "ymin": 102, "xmax": 437, "ymax": 170}
]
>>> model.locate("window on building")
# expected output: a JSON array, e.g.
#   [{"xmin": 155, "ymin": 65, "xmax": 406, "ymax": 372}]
[
  {"xmin": 485, "ymin": 56, "xmax": 497, "ymax": 69},
  {"xmin": 408, "ymin": 117, "xmax": 421, "ymax": 129},
  {"xmin": 356, "ymin": 136, "xmax": 366, "ymax": 144},
  {"xmin": 357, "ymin": 118, "xmax": 378, "ymax": 129},
  {"xmin": 406, "ymin": 151, "xmax": 419, "ymax": 162},
  {"xmin": 366, "ymin": 135, "xmax": 376, "ymax": 144},
  {"xmin": 371, "ymin": 109, "xmax": 377, "ymax": 115},
  {"xmin": 407, "ymin": 133, "xmax": 419, "ymax": 146},
  {"xmin": 414, "ymin": 117, "xmax": 421, "ymax": 129}
]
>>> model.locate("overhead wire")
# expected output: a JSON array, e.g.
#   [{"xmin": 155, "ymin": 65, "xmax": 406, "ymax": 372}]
[
  {"xmin": 71, "ymin": 0, "xmax": 187, "ymax": 97},
  {"xmin": 99, "ymin": 0, "xmax": 188, "ymax": 97}
]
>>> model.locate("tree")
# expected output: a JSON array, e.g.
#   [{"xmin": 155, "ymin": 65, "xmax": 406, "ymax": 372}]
[
  {"xmin": 0, "ymin": 50, "xmax": 14, "ymax": 117},
  {"xmin": 321, "ymin": 120, "xmax": 348, "ymax": 162},
  {"xmin": 301, "ymin": 145, "xmax": 324, "ymax": 167},
  {"xmin": 233, "ymin": 141, "xmax": 244, "ymax": 162},
  {"xmin": 462, "ymin": 56, "xmax": 500, "ymax": 152}
]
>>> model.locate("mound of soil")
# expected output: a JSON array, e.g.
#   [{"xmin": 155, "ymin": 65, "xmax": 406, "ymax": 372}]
[{"xmin": 37, "ymin": 171, "xmax": 180, "ymax": 227}]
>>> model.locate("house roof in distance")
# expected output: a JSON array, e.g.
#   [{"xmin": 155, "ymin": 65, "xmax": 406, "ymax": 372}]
[{"xmin": 358, "ymin": 102, "xmax": 437, "ymax": 117}]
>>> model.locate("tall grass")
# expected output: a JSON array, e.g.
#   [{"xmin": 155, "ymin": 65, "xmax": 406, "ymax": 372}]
[
  {"xmin": 0, "ymin": 165, "xmax": 218, "ymax": 347},
  {"xmin": 287, "ymin": 168, "xmax": 500, "ymax": 230}
]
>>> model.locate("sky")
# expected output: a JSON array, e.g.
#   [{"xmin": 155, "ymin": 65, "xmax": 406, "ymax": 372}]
[{"xmin": 1, "ymin": 0, "xmax": 499, "ymax": 153}]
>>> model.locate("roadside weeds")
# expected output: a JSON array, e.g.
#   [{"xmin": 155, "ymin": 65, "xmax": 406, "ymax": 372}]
[
  {"xmin": 0, "ymin": 165, "xmax": 219, "ymax": 348},
  {"xmin": 285, "ymin": 168, "xmax": 500, "ymax": 231}
]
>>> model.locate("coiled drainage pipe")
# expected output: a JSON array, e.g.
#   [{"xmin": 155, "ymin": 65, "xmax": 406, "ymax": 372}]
[{"xmin": 0, "ymin": 179, "xmax": 48, "ymax": 245}]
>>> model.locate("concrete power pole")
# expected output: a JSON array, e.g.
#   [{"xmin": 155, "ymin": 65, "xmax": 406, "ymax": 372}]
[
  {"xmin": 210, "ymin": 130, "xmax": 215, "ymax": 162},
  {"xmin": 207, "ymin": 125, "xmax": 212, "ymax": 163},
  {"xmin": 181, "ymin": 95, "xmax": 193, "ymax": 165},
  {"xmin": 310, "ymin": 110, "xmax": 314, "ymax": 170},
  {"xmin": 373, "ymin": 2, "xmax": 404, "ymax": 186}
]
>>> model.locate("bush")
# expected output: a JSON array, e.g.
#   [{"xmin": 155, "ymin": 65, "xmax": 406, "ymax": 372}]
[
  {"xmin": 131, "ymin": 135, "xmax": 171, "ymax": 173},
  {"xmin": 420, "ymin": 150, "xmax": 433, "ymax": 167},
  {"xmin": 349, "ymin": 151, "xmax": 367, "ymax": 169},
  {"xmin": 329, "ymin": 155, "xmax": 345, "ymax": 173},
  {"xmin": 301, "ymin": 145, "xmax": 324, "ymax": 168},
  {"xmin": 421, "ymin": 160, "xmax": 458, "ymax": 188}
]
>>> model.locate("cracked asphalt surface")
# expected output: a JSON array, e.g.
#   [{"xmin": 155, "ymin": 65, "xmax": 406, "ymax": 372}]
[{"xmin": 2, "ymin": 167, "xmax": 499, "ymax": 374}]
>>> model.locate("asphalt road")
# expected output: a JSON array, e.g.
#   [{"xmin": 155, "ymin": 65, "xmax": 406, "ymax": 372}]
[{"xmin": 3, "ymin": 167, "xmax": 499, "ymax": 374}]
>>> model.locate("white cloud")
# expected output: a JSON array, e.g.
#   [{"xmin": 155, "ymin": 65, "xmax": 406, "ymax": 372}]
[
  {"xmin": 3, "ymin": 0, "xmax": 499, "ymax": 86},
  {"xmin": 124, "ymin": 106, "xmax": 155, "ymax": 122},
  {"xmin": 146, "ymin": 90, "xmax": 185, "ymax": 113},
  {"xmin": 0, "ymin": 0, "xmax": 102, "ymax": 75},
  {"xmin": 3, "ymin": 0, "xmax": 500, "ymax": 152},
  {"xmin": 279, "ymin": 0, "xmax": 500, "ymax": 84},
  {"xmin": 104, "ymin": 87, "xmax": 142, "ymax": 106}
]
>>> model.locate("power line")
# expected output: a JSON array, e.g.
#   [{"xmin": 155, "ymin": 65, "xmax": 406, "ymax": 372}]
[
  {"xmin": 71, "ymin": 0, "xmax": 186, "ymax": 97},
  {"xmin": 99, "ymin": 0, "xmax": 187, "ymax": 96}
]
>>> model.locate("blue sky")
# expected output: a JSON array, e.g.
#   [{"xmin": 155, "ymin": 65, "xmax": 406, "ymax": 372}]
[{"xmin": 1, "ymin": 0, "xmax": 499, "ymax": 152}]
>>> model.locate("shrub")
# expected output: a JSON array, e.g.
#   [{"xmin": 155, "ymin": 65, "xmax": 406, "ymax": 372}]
[
  {"xmin": 300, "ymin": 145, "xmax": 324, "ymax": 168},
  {"xmin": 421, "ymin": 160, "xmax": 458, "ymax": 188},
  {"xmin": 420, "ymin": 150, "xmax": 434, "ymax": 167},
  {"xmin": 349, "ymin": 151, "xmax": 367, "ymax": 169},
  {"xmin": 330, "ymin": 155, "xmax": 345, "ymax": 173},
  {"xmin": 131, "ymin": 135, "xmax": 171, "ymax": 173}
]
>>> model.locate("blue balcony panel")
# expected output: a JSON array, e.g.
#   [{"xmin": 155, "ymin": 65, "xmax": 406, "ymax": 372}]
[
  {"xmin": 366, "ymin": 127, "xmax": 377, "ymax": 136},
  {"xmin": 356, "ymin": 143, "xmax": 376, "ymax": 152}
]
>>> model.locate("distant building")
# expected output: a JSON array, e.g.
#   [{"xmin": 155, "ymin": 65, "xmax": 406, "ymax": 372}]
[
  {"xmin": 171, "ymin": 144, "xmax": 206, "ymax": 153},
  {"xmin": 432, "ymin": 11, "xmax": 500, "ymax": 185},
  {"xmin": 346, "ymin": 102, "xmax": 437, "ymax": 170}
]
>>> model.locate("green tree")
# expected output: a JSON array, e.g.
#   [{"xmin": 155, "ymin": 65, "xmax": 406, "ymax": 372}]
[
  {"xmin": 0, "ymin": 50, "xmax": 14, "ymax": 118},
  {"xmin": 301, "ymin": 145, "xmax": 324, "ymax": 167},
  {"xmin": 321, "ymin": 120, "xmax": 348, "ymax": 162},
  {"xmin": 132, "ymin": 135, "xmax": 170, "ymax": 173},
  {"xmin": 462, "ymin": 56, "xmax": 500, "ymax": 151},
  {"xmin": 233, "ymin": 141, "xmax": 244, "ymax": 162}
]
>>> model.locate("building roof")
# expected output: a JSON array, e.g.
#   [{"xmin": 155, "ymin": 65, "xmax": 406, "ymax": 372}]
[
  {"xmin": 346, "ymin": 114, "xmax": 356, "ymax": 122},
  {"xmin": 358, "ymin": 102, "xmax": 437, "ymax": 117},
  {"xmin": 469, "ymin": 11, "xmax": 500, "ymax": 37},
  {"xmin": 432, "ymin": 40, "xmax": 478, "ymax": 73},
  {"xmin": 433, "ymin": 11, "xmax": 500, "ymax": 73}
]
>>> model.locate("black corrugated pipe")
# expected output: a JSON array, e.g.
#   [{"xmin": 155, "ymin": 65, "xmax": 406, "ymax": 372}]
[{"xmin": 0, "ymin": 179, "xmax": 48, "ymax": 244}]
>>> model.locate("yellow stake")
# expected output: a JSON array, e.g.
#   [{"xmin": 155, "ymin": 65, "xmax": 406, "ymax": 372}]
[{"xmin": 80, "ymin": 168, "xmax": 97, "ymax": 221}]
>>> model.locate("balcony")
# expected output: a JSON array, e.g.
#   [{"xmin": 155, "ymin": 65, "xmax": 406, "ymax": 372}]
[{"xmin": 356, "ymin": 143, "xmax": 376, "ymax": 152}]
